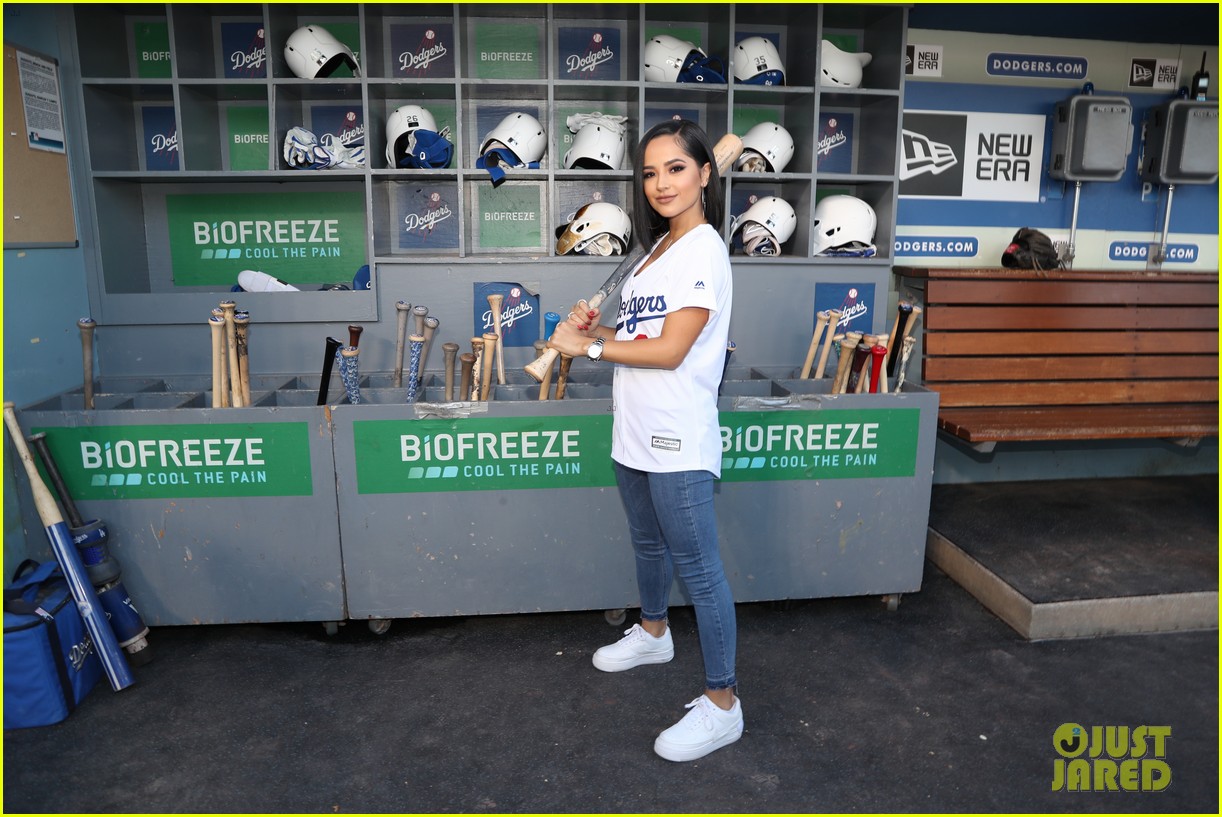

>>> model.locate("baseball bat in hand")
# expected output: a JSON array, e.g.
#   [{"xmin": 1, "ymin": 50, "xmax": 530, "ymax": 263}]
[
  {"xmin": 4, "ymin": 403, "xmax": 133, "ymax": 692},
  {"xmin": 78, "ymin": 318, "xmax": 96, "ymax": 410},
  {"xmin": 799, "ymin": 311, "xmax": 831, "ymax": 379},
  {"xmin": 488, "ymin": 293, "xmax": 507, "ymax": 385},
  {"xmin": 534, "ymin": 340, "xmax": 552, "ymax": 400},
  {"xmin": 524, "ymin": 131, "xmax": 745, "ymax": 382}
]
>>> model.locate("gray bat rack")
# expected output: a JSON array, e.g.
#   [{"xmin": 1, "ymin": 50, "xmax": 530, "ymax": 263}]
[{"xmin": 13, "ymin": 368, "xmax": 938, "ymax": 633}]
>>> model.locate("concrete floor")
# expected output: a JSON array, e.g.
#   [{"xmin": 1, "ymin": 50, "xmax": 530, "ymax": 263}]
[{"xmin": 3, "ymin": 477, "xmax": 1218, "ymax": 813}]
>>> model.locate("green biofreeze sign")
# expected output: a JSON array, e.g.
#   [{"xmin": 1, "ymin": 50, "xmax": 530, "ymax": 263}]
[
  {"xmin": 353, "ymin": 408, "xmax": 920, "ymax": 494},
  {"xmin": 165, "ymin": 192, "xmax": 366, "ymax": 287},
  {"xmin": 32, "ymin": 423, "xmax": 313, "ymax": 499}
]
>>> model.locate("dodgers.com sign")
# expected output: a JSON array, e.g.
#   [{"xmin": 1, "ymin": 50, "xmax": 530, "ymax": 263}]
[{"xmin": 987, "ymin": 52, "xmax": 1088, "ymax": 80}]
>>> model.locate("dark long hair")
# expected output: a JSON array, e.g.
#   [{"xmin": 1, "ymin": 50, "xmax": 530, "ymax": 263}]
[{"xmin": 630, "ymin": 119, "xmax": 724, "ymax": 251}]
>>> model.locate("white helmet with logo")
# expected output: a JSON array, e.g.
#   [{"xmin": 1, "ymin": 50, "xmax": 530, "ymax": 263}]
[
  {"xmin": 564, "ymin": 123, "xmax": 627, "ymax": 170},
  {"xmin": 736, "ymin": 122, "xmax": 794, "ymax": 173},
  {"xmin": 819, "ymin": 40, "xmax": 872, "ymax": 88},
  {"xmin": 643, "ymin": 34, "xmax": 703, "ymax": 82},
  {"xmin": 731, "ymin": 196, "xmax": 797, "ymax": 253},
  {"xmin": 733, "ymin": 36, "xmax": 785, "ymax": 85},
  {"xmin": 385, "ymin": 105, "xmax": 438, "ymax": 165},
  {"xmin": 284, "ymin": 25, "xmax": 361, "ymax": 79},
  {"xmin": 555, "ymin": 202, "xmax": 632, "ymax": 255},
  {"xmin": 812, "ymin": 194, "xmax": 877, "ymax": 254},
  {"xmin": 479, "ymin": 112, "xmax": 546, "ymax": 165}
]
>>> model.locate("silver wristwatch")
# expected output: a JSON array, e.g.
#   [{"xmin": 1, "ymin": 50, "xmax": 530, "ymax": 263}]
[{"xmin": 586, "ymin": 337, "xmax": 605, "ymax": 361}]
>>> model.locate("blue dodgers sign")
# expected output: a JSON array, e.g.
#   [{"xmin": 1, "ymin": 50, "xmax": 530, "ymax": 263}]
[
  {"xmin": 815, "ymin": 283, "xmax": 876, "ymax": 337},
  {"xmin": 396, "ymin": 185, "xmax": 459, "ymax": 251},
  {"xmin": 141, "ymin": 105, "xmax": 178, "ymax": 170},
  {"xmin": 987, "ymin": 52, "xmax": 1088, "ymax": 80},
  {"xmin": 219, "ymin": 21, "xmax": 266, "ymax": 78},
  {"xmin": 557, "ymin": 26, "xmax": 623, "ymax": 81},
  {"xmin": 388, "ymin": 22, "xmax": 455, "ymax": 77},
  {"xmin": 474, "ymin": 283, "xmax": 539, "ymax": 349}
]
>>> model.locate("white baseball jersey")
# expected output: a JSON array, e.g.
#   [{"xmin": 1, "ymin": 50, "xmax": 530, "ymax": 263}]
[{"xmin": 610, "ymin": 223, "xmax": 733, "ymax": 476}]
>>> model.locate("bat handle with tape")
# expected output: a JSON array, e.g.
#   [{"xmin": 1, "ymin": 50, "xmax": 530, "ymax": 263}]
[
  {"xmin": 78, "ymin": 317, "xmax": 96, "ymax": 410},
  {"xmin": 4, "ymin": 403, "xmax": 134, "ymax": 691},
  {"xmin": 406, "ymin": 335, "xmax": 424, "ymax": 404}
]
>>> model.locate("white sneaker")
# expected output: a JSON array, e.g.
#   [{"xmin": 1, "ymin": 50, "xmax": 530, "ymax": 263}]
[
  {"xmin": 592, "ymin": 624, "xmax": 674, "ymax": 672},
  {"xmin": 654, "ymin": 695, "xmax": 744, "ymax": 762}
]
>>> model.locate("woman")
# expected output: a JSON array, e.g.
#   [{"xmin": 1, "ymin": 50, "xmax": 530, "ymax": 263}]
[{"xmin": 548, "ymin": 119, "xmax": 739, "ymax": 762}]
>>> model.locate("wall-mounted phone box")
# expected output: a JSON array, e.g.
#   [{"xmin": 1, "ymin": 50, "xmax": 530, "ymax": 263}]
[
  {"xmin": 1049, "ymin": 94, "xmax": 1134, "ymax": 182},
  {"xmin": 1141, "ymin": 99, "xmax": 1219, "ymax": 185}
]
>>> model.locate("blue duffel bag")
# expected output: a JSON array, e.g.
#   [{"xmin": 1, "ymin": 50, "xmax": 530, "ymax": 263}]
[{"xmin": 4, "ymin": 559, "xmax": 103, "ymax": 729}]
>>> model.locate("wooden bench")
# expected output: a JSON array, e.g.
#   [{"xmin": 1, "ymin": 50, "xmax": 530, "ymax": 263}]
[{"xmin": 895, "ymin": 267, "xmax": 1219, "ymax": 452}]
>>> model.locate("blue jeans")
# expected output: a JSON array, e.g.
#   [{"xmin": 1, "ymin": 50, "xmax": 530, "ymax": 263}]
[{"xmin": 613, "ymin": 461, "xmax": 737, "ymax": 691}]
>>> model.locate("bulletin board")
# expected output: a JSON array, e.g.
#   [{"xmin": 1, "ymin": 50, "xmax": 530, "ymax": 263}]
[{"xmin": 3, "ymin": 43, "xmax": 78, "ymax": 247}]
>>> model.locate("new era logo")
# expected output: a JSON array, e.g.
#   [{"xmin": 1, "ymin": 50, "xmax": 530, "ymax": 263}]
[
  {"xmin": 900, "ymin": 129, "xmax": 958, "ymax": 181},
  {"xmin": 1132, "ymin": 62, "xmax": 1154, "ymax": 84}
]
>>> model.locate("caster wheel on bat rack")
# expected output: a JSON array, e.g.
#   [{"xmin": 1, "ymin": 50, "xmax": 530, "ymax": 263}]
[
  {"xmin": 882, "ymin": 594, "xmax": 901, "ymax": 612},
  {"xmin": 368, "ymin": 618, "xmax": 393, "ymax": 635},
  {"xmin": 604, "ymin": 608, "xmax": 627, "ymax": 627}
]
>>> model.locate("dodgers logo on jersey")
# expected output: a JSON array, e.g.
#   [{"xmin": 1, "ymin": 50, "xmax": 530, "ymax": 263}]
[{"xmin": 618, "ymin": 293, "xmax": 668, "ymax": 335}]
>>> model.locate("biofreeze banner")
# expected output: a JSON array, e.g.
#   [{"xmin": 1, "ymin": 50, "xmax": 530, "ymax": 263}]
[
  {"xmin": 353, "ymin": 409, "xmax": 921, "ymax": 494},
  {"xmin": 165, "ymin": 192, "xmax": 366, "ymax": 287},
  {"xmin": 32, "ymin": 423, "xmax": 314, "ymax": 499}
]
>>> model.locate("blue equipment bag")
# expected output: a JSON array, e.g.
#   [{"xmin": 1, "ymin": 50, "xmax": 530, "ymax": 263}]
[{"xmin": 4, "ymin": 560, "xmax": 103, "ymax": 729}]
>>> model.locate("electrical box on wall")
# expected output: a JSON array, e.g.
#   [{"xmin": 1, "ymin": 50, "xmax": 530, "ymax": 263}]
[
  {"xmin": 1140, "ymin": 99, "xmax": 1219, "ymax": 185},
  {"xmin": 1049, "ymin": 94, "xmax": 1134, "ymax": 181}
]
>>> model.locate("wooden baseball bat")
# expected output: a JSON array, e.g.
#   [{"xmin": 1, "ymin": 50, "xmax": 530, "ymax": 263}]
[
  {"xmin": 534, "ymin": 340, "xmax": 552, "ymax": 400},
  {"xmin": 413, "ymin": 305, "xmax": 429, "ymax": 339},
  {"xmin": 554, "ymin": 354, "xmax": 574, "ymax": 399},
  {"xmin": 854, "ymin": 334, "xmax": 879, "ymax": 394},
  {"xmin": 799, "ymin": 310, "xmax": 831, "ymax": 379},
  {"xmin": 317, "ymin": 337, "xmax": 342, "ymax": 405},
  {"xmin": 78, "ymin": 317, "xmax": 96, "ymax": 410},
  {"xmin": 211, "ymin": 308, "xmax": 230, "ymax": 408},
  {"xmin": 869, "ymin": 344, "xmax": 887, "ymax": 393},
  {"xmin": 347, "ymin": 324, "xmax": 364, "ymax": 349},
  {"xmin": 899, "ymin": 305, "xmax": 924, "ymax": 348},
  {"xmin": 813, "ymin": 309, "xmax": 843, "ymax": 379},
  {"xmin": 895, "ymin": 335, "xmax": 917, "ymax": 393},
  {"xmin": 26, "ymin": 432, "xmax": 86, "ymax": 529},
  {"xmin": 480, "ymin": 333, "xmax": 497, "ymax": 400},
  {"xmin": 234, "ymin": 310, "xmax": 251, "ymax": 406},
  {"xmin": 848, "ymin": 336, "xmax": 873, "ymax": 394},
  {"xmin": 393, "ymin": 300, "xmax": 411, "ymax": 388},
  {"xmin": 442, "ymin": 342, "xmax": 460, "ymax": 402},
  {"xmin": 488, "ymin": 293, "xmax": 506, "ymax": 385},
  {"xmin": 209, "ymin": 316, "xmax": 226, "ymax": 408},
  {"xmin": 220, "ymin": 301, "xmax": 243, "ymax": 407},
  {"xmin": 885, "ymin": 302, "xmax": 914, "ymax": 378},
  {"xmin": 524, "ymin": 132, "xmax": 745, "ymax": 382},
  {"xmin": 4, "ymin": 403, "xmax": 134, "ymax": 692},
  {"xmin": 832, "ymin": 332, "xmax": 862, "ymax": 394},
  {"xmin": 469, "ymin": 337, "xmax": 484, "ymax": 401},
  {"xmin": 459, "ymin": 353, "xmax": 475, "ymax": 402},
  {"xmin": 421, "ymin": 317, "xmax": 439, "ymax": 385}
]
